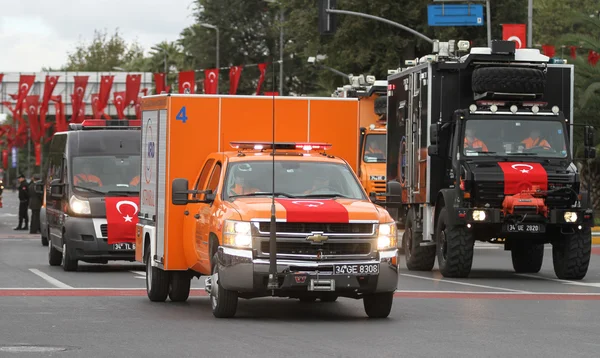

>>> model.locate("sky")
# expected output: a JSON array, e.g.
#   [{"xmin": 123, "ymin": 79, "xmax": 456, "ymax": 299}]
[{"xmin": 0, "ymin": 0, "xmax": 197, "ymax": 72}]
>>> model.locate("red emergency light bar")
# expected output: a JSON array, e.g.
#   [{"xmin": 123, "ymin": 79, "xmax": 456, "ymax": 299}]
[
  {"xmin": 230, "ymin": 141, "xmax": 332, "ymax": 151},
  {"xmin": 71, "ymin": 119, "xmax": 142, "ymax": 130}
]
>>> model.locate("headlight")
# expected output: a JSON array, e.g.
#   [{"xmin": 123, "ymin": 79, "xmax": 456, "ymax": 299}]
[
  {"xmin": 223, "ymin": 220, "xmax": 252, "ymax": 248},
  {"xmin": 377, "ymin": 222, "xmax": 397, "ymax": 250},
  {"xmin": 69, "ymin": 195, "xmax": 91, "ymax": 215},
  {"xmin": 564, "ymin": 212, "xmax": 578, "ymax": 223},
  {"xmin": 472, "ymin": 210, "xmax": 486, "ymax": 221}
]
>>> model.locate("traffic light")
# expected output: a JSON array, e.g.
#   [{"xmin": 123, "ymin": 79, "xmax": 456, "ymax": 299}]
[{"xmin": 318, "ymin": 0, "xmax": 337, "ymax": 35}]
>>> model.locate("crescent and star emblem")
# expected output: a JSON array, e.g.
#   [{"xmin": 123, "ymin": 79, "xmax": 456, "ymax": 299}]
[
  {"xmin": 208, "ymin": 72, "xmax": 216, "ymax": 82},
  {"xmin": 291, "ymin": 200, "xmax": 324, "ymax": 208},
  {"xmin": 116, "ymin": 200, "xmax": 139, "ymax": 222},
  {"xmin": 511, "ymin": 164, "xmax": 533, "ymax": 174},
  {"xmin": 507, "ymin": 36, "xmax": 522, "ymax": 49}
]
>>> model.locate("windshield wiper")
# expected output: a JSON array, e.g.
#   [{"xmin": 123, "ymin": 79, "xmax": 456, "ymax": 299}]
[
  {"xmin": 298, "ymin": 193, "xmax": 350, "ymax": 199},
  {"xmin": 229, "ymin": 192, "xmax": 293, "ymax": 198},
  {"xmin": 72, "ymin": 185, "xmax": 105, "ymax": 194},
  {"xmin": 509, "ymin": 153, "xmax": 537, "ymax": 156}
]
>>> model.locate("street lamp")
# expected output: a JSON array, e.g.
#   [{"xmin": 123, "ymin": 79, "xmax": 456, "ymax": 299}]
[
  {"xmin": 307, "ymin": 55, "xmax": 351, "ymax": 82},
  {"xmin": 151, "ymin": 45, "xmax": 168, "ymax": 87},
  {"xmin": 200, "ymin": 22, "xmax": 219, "ymax": 91},
  {"xmin": 264, "ymin": 0, "xmax": 284, "ymax": 95}
]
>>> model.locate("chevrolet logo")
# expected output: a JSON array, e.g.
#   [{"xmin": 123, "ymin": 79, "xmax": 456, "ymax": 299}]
[{"xmin": 306, "ymin": 232, "xmax": 328, "ymax": 244}]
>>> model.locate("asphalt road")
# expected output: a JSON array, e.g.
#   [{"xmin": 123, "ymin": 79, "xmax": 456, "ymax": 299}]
[{"xmin": 1, "ymin": 191, "xmax": 600, "ymax": 357}]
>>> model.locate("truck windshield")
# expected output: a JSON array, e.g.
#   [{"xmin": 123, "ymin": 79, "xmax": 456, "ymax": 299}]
[
  {"xmin": 463, "ymin": 118, "xmax": 568, "ymax": 158},
  {"xmin": 363, "ymin": 134, "xmax": 386, "ymax": 163},
  {"xmin": 71, "ymin": 155, "xmax": 140, "ymax": 196},
  {"xmin": 224, "ymin": 160, "xmax": 367, "ymax": 200}
]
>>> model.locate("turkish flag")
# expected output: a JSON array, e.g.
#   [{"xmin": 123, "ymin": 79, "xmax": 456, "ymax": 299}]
[
  {"xmin": 178, "ymin": 70, "xmax": 195, "ymax": 94},
  {"xmin": 105, "ymin": 196, "xmax": 140, "ymax": 244},
  {"xmin": 72, "ymin": 75, "xmax": 89, "ymax": 123},
  {"xmin": 275, "ymin": 198, "xmax": 349, "ymax": 223},
  {"xmin": 2, "ymin": 150, "xmax": 7, "ymax": 169},
  {"xmin": 542, "ymin": 45, "xmax": 555, "ymax": 58},
  {"xmin": 25, "ymin": 95, "xmax": 41, "ymax": 142},
  {"xmin": 228, "ymin": 66, "xmax": 243, "ymax": 94},
  {"xmin": 113, "ymin": 91, "xmax": 126, "ymax": 118},
  {"xmin": 497, "ymin": 162, "xmax": 548, "ymax": 195},
  {"xmin": 125, "ymin": 74, "xmax": 141, "ymax": 106},
  {"xmin": 570, "ymin": 46, "xmax": 577, "ymax": 59},
  {"xmin": 589, "ymin": 50, "xmax": 599, "ymax": 66},
  {"xmin": 204, "ymin": 68, "xmax": 219, "ymax": 94},
  {"xmin": 34, "ymin": 142, "xmax": 41, "ymax": 166},
  {"xmin": 39, "ymin": 75, "xmax": 59, "ymax": 139},
  {"xmin": 154, "ymin": 73, "xmax": 166, "ymax": 94},
  {"xmin": 15, "ymin": 74, "xmax": 36, "ymax": 114},
  {"xmin": 502, "ymin": 24, "xmax": 526, "ymax": 49},
  {"xmin": 98, "ymin": 75, "xmax": 115, "ymax": 117},
  {"xmin": 90, "ymin": 93, "xmax": 100, "ymax": 118},
  {"xmin": 256, "ymin": 63, "xmax": 267, "ymax": 95}
]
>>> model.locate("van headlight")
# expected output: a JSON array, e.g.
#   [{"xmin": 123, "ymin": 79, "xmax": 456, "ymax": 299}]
[
  {"xmin": 69, "ymin": 195, "xmax": 91, "ymax": 215},
  {"xmin": 223, "ymin": 220, "xmax": 252, "ymax": 248},
  {"xmin": 377, "ymin": 222, "xmax": 398, "ymax": 250}
]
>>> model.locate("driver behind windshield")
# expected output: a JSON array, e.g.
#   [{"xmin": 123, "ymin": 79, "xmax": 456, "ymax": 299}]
[
  {"xmin": 228, "ymin": 165, "xmax": 261, "ymax": 196},
  {"xmin": 304, "ymin": 174, "xmax": 331, "ymax": 194},
  {"xmin": 464, "ymin": 127, "xmax": 488, "ymax": 152},
  {"xmin": 73, "ymin": 162, "xmax": 103, "ymax": 187},
  {"xmin": 521, "ymin": 129, "xmax": 551, "ymax": 149}
]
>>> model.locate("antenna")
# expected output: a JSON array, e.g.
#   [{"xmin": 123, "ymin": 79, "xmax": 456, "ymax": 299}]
[{"xmin": 267, "ymin": 58, "xmax": 278, "ymax": 292}]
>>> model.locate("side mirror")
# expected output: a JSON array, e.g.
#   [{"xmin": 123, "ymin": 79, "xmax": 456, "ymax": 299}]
[
  {"xmin": 369, "ymin": 191, "xmax": 381, "ymax": 204},
  {"xmin": 584, "ymin": 146, "xmax": 596, "ymax": 159},
  {"xmin": 206, "ymin": 192, "xmax": 216, "ymax": 202},
  {"xmin": 584, "ymin": 125, "xmax": 595, "ymax": 147},
  {"xmin": 430, "ymin": 123, "xmax": 441, "ymax": 144},
  {"xmin": 172, "ymin": 178, "xmax": 190, "ymax": 205},
  {"xmin": 50, "ymin": 180, "xmax": 64, "ymax": 199},
  {"xmin": 428, "ymin": 145, "xmax": 439, "ymax": 157}
]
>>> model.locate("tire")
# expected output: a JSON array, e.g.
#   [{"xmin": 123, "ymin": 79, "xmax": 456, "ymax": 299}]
[
  {"xmin": 511, "ymin": 242, "xmax": 544, "ymax": 273},
  {"xmin": 403, "ymin": 209, "xmax": 436, "ymax": 271},
  {"xmin": 61, "ymin": 242, "xmax": 78, "ymax": 272},
  {"xmin": 435, "ymin": 207, "xmax": 474, "ymax": 278},
  {"xmin": 210, "ymin": 253, "xmax": 238, "ymax": 318},
  {"xmin": 552, "ymin": 228, "xmax": 591, "ymax": 280},
  {"xmin": 145, "ymin": 248, "xmax": 170, "ymax": 302},
  {"xmin": 48, "ymin": 241, "xmax": 61, "ymax": 266},
  {"xmin": 169, "ymin": 271, "xmax": 191, "ymax": 302},
  {"xmin": 471, "ymin": 67, "xmax": 546, "ymax": 94},
  {"xmin": 363, "ymin": 292, "xmax": 394, "ymax": 318}
]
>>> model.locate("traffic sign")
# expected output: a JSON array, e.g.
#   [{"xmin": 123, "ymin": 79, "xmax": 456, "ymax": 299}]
[{"xmin": 427, "ymin": 4, "xmax": 484, "ymax": 26}]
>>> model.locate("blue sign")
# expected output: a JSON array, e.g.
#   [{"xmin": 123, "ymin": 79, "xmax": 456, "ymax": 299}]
[
  {"xmin": 427, "ymin": 4, "xmax": 484, "ymax": 26},
  {"xmin": 11, "ymin": 147, "xmax": 16, "ymax": 168}
]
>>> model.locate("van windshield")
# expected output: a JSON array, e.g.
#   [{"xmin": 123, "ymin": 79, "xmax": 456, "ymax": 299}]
[
  {"xmin": 223, "ymin": 160, "xmax": 367, "ymax": 200},
  {"xmin": 462, "ymin": 118, "xmax": 568, "ymax": 158},
  {"xmin": 363, "ymin": 134, "xmax": 386, "ymax": 163},
  {"xmin": 71, "ymin": 155, "xmax": 140, "ymax": 195}
]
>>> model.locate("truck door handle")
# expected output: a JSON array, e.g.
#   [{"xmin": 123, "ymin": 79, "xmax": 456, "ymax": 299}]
[{"xmin": 194, "ymin": 214, "xmax": 200, "ymax": 219}]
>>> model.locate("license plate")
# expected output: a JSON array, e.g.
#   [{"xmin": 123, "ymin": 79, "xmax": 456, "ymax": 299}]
[
  {"xmin": 503, "ymin": 224, "xmax": 545, "ymax": 233},
  {"xmin": 333, "ymin": 263, "xmax": 379, "ymax": 275},
  {"xmin": 112, "ymin": 243, "xmax": 136, "ymax": 250}
]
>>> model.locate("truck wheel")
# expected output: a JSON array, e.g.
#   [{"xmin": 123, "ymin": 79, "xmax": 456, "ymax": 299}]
[
  {"xmin": 511, "ymin": 242, "xmax": 544, "ymax": 273},
  {"xmin": 48, "ymin": 241, "xmax": 61, "ymax": 266},
  {"xmin": 169, "ymin": 271, "xmax": 191, "ymax": 302},
  {"xmin": 471, "ymin": 67, "xmax": 546, "ymax": 94},
  {"xmin": 210, "ymin": 253, "xmax": 238, "ymax": 318},
  {"xmin": 436, "ymin": 207, "xmax": 474, "ymax": 278},
  {"xmin": 552, "ymin": 228, "xmax": 591, "ymax": 280},
  {"xmin": 145, "ymin": 248, "xmax": 170, "ymax": 302},
  {"xmin": 62, "ymin": 242, "xmax": 78, "ymax": 272},
  {"xmin": 403, "ymin": 209, "xmax": 435, "ymax": 271},
  {"xmin": 363, "ymin": 292, "xmax": 394, "ymax": 318}
]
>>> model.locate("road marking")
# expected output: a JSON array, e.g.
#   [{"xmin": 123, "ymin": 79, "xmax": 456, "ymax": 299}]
[
  {"xmin": 130, "ymin": 270, "xmax": 146, "ymax": 279},
  {"xmin": 400, "ymin": 273, "xmax": 527, "ymax": 292},
  {"xmin": 28, "ymin": 269, "xmax": 73, "ymax": 289},
  {"xmin": 516, "ymin": 273, "xmax": 600, "ymax": 288}
]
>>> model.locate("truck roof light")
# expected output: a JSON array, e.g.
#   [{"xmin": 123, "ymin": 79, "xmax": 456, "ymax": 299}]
[
  {"xmin": 230, "ymin": 141, "xmax": 332, "ymax": 151},
  {"xmin": 369, "ymin": 124, "xmax": 376, "ymax": 130},
  {"xmin": 490, "ymin": 105, "xmax": 498, "ymax": 113},
  {"xmin": 531, "ymin": 105, "xmax": 540, "ymax": 114},
  {"xmin": 72, "ymin": 119, "xmax": 142, "ymax": 130},
  {"xmin": 469, "ymin": 104, "xmax": 477, "ymax": 113},
  {"xmin": 552, "ymin": 106, "xmax": 560, "ymax": 114},
  {"xmin": 510, "ymin": 105, "xmax": 518, "ymax": 113}
]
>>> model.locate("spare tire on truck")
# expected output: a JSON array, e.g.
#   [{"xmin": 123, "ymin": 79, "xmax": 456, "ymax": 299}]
[{"xmin": 471, "ymin": 67, "xmax": 546, "ymax": 95}]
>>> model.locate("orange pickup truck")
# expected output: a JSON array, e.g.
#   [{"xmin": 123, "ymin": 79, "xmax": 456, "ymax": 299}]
[{"xmin": 135, "ymin": 94, "xmax": 399, "ymax": 318}]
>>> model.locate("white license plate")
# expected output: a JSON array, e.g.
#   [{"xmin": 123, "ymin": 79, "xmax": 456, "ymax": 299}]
[
  {"xmin": 113, "ymin": 243, "xmax": 136, "ymax": 250},
  {"xmin": 333, "ymin": 263, "xmax": 379, "ymax": 275}
]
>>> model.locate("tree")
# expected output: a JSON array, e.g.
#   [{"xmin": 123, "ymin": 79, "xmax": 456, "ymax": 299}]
[
  {"xmin": 533, "ymin": 0, "xmax": 598, "ymax": 47},
  {"xmin": 63, "ymin": 29, "xmax": 145, "ymax": 72}
]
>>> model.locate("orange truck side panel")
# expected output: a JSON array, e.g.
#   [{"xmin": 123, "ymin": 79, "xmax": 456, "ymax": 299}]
[
  {"xmin": 145, "ymin": 95, "xmax": 360, "ymax": 272},
  {"xmin": 358, "ymin": 95, "xmax": 381, "ymax": 128}
]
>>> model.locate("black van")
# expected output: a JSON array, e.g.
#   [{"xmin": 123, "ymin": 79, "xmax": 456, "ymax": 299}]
[{"xmin": 41, "ymin": 119, "xmax": 141, "ymax": 271}]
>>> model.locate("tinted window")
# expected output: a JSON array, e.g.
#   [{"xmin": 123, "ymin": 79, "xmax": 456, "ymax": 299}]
[{"xmin": 71, "ymin": 155, "xmax": 140, "ymax": 196}]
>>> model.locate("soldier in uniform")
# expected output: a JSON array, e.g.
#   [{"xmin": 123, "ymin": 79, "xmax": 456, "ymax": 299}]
[
  {"xmin": 15, "ymin": 174, "xmax": 29, "ymax": 231},
  {"xmin": 28, "ymin": 174, "xmax": 43, "ymax": 234}
]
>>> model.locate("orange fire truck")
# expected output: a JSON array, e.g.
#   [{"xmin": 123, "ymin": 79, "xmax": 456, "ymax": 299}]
[{"xmin": 135, "ymin": 94, "xmax": 399, "ymax": 318}]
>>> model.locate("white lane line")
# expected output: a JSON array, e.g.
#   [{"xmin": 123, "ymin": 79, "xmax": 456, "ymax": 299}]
[
  {"xmin": 393, "ymin": 290, "xmax": 600, "ymax": 295},
  {"xmin": 28, "ymin": 269, "xmax": 73, "ymax": 289},
  {"xmin": 516, "ymin": 273, "xmax": 600, "ymax": 288},
  {"xmin": 400, "ymin": 273, "xmax": 528, "ymax": 292}
]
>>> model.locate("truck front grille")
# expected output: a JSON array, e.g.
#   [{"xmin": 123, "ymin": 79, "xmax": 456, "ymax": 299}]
[
  {"xmin": 372, "ymin": 180, "xmax": 386, "ymax": 193},
  {"xmin": 100, "ymin": 224, "xmax": 108, "ymax": 237},
  {"xmin": 259, "ymin": 241, "xmax": 371, "ymax": 256},
  {"xmin": 256, "ymin": 222, "xmax": 374, "ymax": 235},
  {"xmin": 474, "ymin": 181, "xmax": 505, "ymax": 207}
]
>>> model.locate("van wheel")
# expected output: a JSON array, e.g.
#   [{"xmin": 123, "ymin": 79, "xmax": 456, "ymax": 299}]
[
  {"xmin": 210, "ymin": 253, "xmax": 238, "ymax": 318},
  {"xmin": 363, "ymin": 292, "xmax": 394, "ymax": 318},
  {"xmin": 145, "ymin": 248, "xmax": 170, "ymax": 302},
  {"xmin": 436, "ymin": 207, "xmax": 474, "ymax": 278},
  {"xmin": 169, "ymin": 271, "xmax": 191, "ymax": 302},
  {"xmin": 48, "ymin": 241, "xmax": 61, "ymax": 266},
  {"xmin": 62, "ymin": 242, "xmax": 78, "ymax": 271},
  {"xmin": 404, "ymin": 209, "xmax": 435, "ymax": 271}
]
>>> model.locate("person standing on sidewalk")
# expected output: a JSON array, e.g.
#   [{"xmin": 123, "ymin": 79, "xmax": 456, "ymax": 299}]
[
  {"xmin": 14, "ymin": 174, "xmax": 29, "ymax": 231},
  {"xmin": 28, "ymin": 174, "xmax": 42, "ymax": 234}
]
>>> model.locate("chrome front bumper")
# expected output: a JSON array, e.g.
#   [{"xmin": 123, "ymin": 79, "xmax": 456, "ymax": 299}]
[{"xmin": 216, "ymin": 246, "xmax": 398, "ymax": 294}]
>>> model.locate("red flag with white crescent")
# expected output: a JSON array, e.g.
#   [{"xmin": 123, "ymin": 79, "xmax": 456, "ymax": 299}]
[
  {"xmin": 501, "ymin": 24, "xmax": 526, "ymax": 49},
  {"xmin": 204, "ymin": 68, "xmax": 219, "ymax": 94},
  {"xmin": 25, "ymin": 95, "xmax": 41, "ymax": 142},
  {"xmin": 497, "ymin": 162, "xmax": 548, "ymax": 194},
  {"xmin": 98, "ymin": 75, "xmax": 114, "ymax": 117},
  {"xmin": 105, "ymin": 196, "xmax": 140, "ymax": 244},
  {"xmin": 229, "ymin": 65, "xmax": 243, "ymax": 94},
  {"xmin": 154, "ymin": 73, "xmax": 166, "ymax": 94},
  {"xmin": 178, "ymin": 70, "xmax": 195, "ymax": 94},
  {"xmin": 113, "ymin": 91, "xmax": 126, "ymax": 118},
  {"xmin": 125, "ymin": 74, "xmax": 141, "ymax": 106},
  {"xmin": 90, "ymin": 93, "xmax": 100, "ymax": 118},
  {"xmin": 39, "ymin": 75, "xmax": 60, "ymax": 138},
  {"xmin": 72, "ymin": 76, "xmax": 89, "ymax": 123}
]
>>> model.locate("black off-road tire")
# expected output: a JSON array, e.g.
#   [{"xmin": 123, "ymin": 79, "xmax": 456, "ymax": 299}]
[
  {"xmin": 403, "ymin": 209, "xmax": 436, "ymax": 271},
  {"xmin": 436, "ymin": 208, "xmax": 474, "ymax": 278},
  {"xmin": 210, "ymin": 253, "xmax": 238, "ymax": 318},
  {"xmin": 145, "ymin": 248, "xmax": 170, "ymax": 302},
  {"xmin": 169, "ymin": 271, "xmax": 191, "ymax": 302},
  {"xmin": 471, "ymin": 67, "xmax": 546, "ymax": 94},
  {"xmin": 363, "ymin": 292, "xmax": 394, "ymax": 318},
  {"xmin": 511, "ymin": 241, "xmax": 544, "ymax": 273},
  {"xmin": 552, "ymin": 229, "xmax": 592, "ymax": 280}
]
